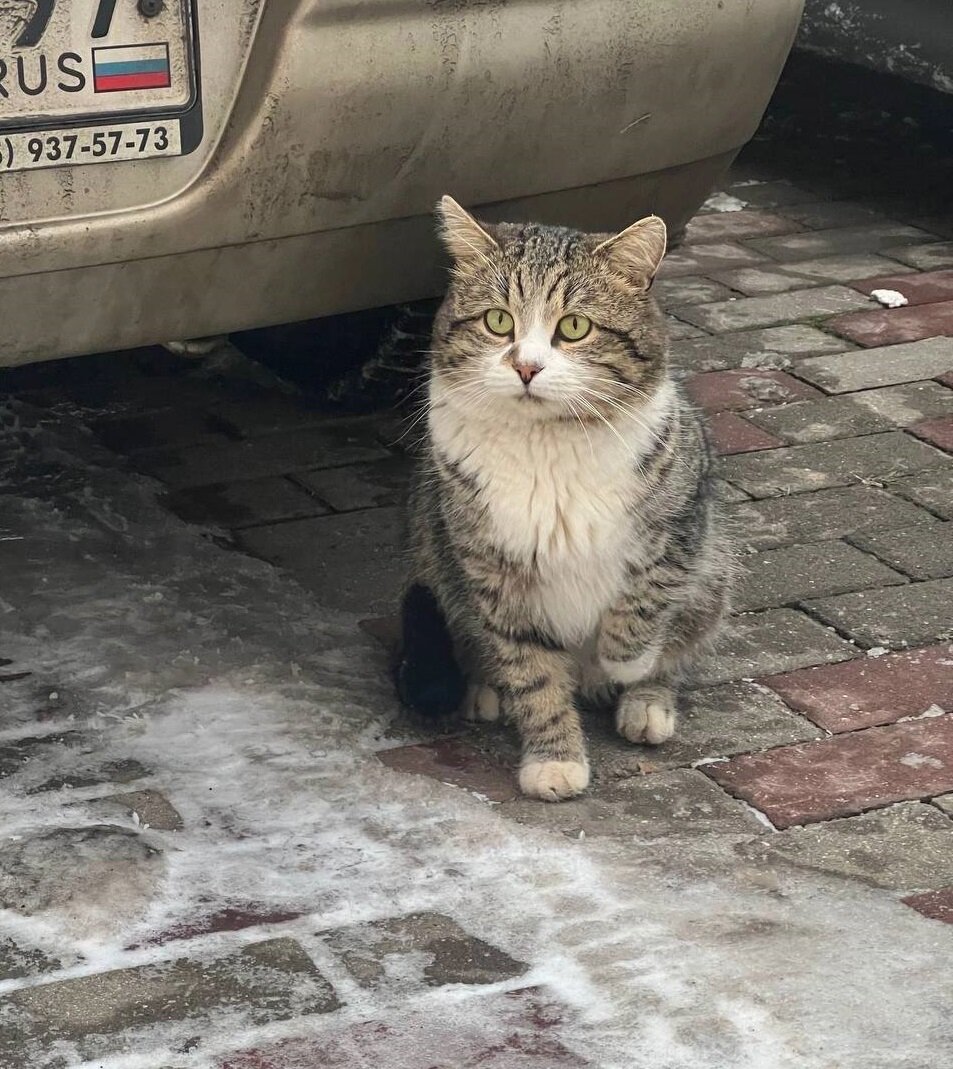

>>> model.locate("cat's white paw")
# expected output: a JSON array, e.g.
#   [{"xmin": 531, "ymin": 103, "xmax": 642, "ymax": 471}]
[
  {"xmin": 617, "ymin": 689, "xmax": 676, "ymax": 745},
  {"xmin": 519, "ymin": 759, "xmax": 589, "ymax": 802},
  {"xmin": 460, "ymin": 683, "xmax": 500, "ymax": 722}
]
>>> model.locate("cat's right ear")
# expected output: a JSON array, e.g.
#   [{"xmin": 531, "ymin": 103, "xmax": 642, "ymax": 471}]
[{"xmin": 436, "ymin": 195, "xmax": 499, "ymax": 268}]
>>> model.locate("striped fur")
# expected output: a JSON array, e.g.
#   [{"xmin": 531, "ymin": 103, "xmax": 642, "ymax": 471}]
[{"xmin": 400, "ymin": 197, "xmax": 735, "ymax": 801}]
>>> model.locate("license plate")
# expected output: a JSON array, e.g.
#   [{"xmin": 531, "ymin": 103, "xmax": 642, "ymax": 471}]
[{"xmin": 0, "ymin": 0, "xmax": 201, "ymax": 172}]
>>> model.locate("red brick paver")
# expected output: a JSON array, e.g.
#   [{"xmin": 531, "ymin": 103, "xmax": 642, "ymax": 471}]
[
  {"xmin": 910, "ymin": 416, "xmax": 953, "ymax": 454},
  {"xmin": 938, "ymin": 371, "xmax": 953, "ymax": 388},
  {"xmin": 705, "ymin": 714, "xmax": 953, "ymax": 828},
  {"xmin": 706, "ymin": 412, "xmax": 784, "ymax": 455},
  {"xmin": 377, "ymin": 738, "xmax": 518, "ymax": 802},
  {"xmin": 761, "ymin": 644, "xmax": 953, "ymax": 733},
  {"xmin": 851, "ymin": 269, "xmax": 953, "ymax": 306},
  {"xmin": 902, "ymin": 887, "xmax": 953, "ymax": 925},
  {"xmin": 826, "ymin": 301, "xmax": 953, "ymax": 346},
  {"xmin": 685, "ymin": 370, "xmax": 822, "ymax": 413}
]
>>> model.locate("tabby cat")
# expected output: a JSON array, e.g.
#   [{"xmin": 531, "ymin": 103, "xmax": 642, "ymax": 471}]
[{"xmin": 398, "ymin": 197, "xmax": 733, "ymax": 802}]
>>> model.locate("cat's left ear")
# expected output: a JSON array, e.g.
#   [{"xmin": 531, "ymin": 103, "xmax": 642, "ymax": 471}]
[{"xmin": 594, "ymin": 215, "xmax": 667, "ymax": 288}]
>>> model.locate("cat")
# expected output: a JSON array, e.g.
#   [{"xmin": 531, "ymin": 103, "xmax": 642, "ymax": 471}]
[{"xmin": 397, "ymin": 196, "xmax": 734, "ymax": 802}]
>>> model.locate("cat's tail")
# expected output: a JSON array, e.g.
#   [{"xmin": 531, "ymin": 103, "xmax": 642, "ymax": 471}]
[{"xmin": 396, "ymin": 583, "xmax": 466, "ymax": 719}]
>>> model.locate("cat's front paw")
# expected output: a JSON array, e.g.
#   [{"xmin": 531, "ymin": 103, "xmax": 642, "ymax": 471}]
[
  {"xmin": 617, "ymin": 687, "xmax": 676, "ymax": 745},
  {"xmin": 519, "ymin": 759, "xmax": 589, "ymax": 802},
  {"xmin": 460, "ymin": 683, "xmax": 501, "ymax": 722}
]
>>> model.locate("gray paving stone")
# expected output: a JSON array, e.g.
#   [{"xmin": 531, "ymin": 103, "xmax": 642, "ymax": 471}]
[
  {"xmin": 211, "ymin": 396, "xmax": 328, "ymax": 437},
  {"xmin": 849, "ymin": 522, "xmax": 953, "ymax": 581},
  {"xmin": 746, "ymin": 224, "xmax": 937, "ymax": 262},
  {"xmin": 162, "ymin": 477, "xmax": 328, "ymax": 529},
  {"xmin": 806, "ymin": 577, "xmax": 953, "ymax": 648},
  {"xmin": 694, "ymin": 609, "xmax": 857, "ymax": 685},
  {"xmin": 0, "ymin": 939, "xmax": 61, "ymax": 982},
  {"xmin": 795, "ymin": 338, "xmax": 953, "ymax": 393},
  {"xmin": 0, "ymin": 732, "xmax": 149, "ymax": 793},
  {"xmin": 501, "ymin": 769, "xmax": 762, "ymax": 840},
  {"xmin": 778, "ymin": 202, "xmax": 892, "ymax": 230},
  {"xmin": 717, "ymin": 432, "xmax": 948, "ymax": 498},
  {"xmin": 890, "ymin": 468, "xmax": 953, "ymax": 519},
  {"xmin": 294, "ymin": 456, "xmax": 411, "ymax": 512},
  {"xmin": 724, "ymin": 179, "xmax": 822, "ymax": 208},
  {"xmin": 320, "ymin": 912, "xmax": 526, "ymax": 989},
  {"xmin": 0, "ymin": 826, "xmax": 162, "ymax": 922},
  {"xmin": 684, "ymin": 210, "xmax": 803, "ymax": 244},
  {"xmin": 586, "ymin": 681, "xmax": 821, "ymax": 780},
  {"xmin": 238, "ymin": 507, "xmax": 403, "ymax": 614},
  {"xmin": 665, "ymin": 316, "xmax": 709, "ymax": 340},
  {"xmin": 91, "ymin": 408, "xmax": 223, "ymax": 453},
  {"xmin": 933, "ymin": 794, "xmax": 953, "ymax": 817},
  {"xmin": 748, "ymin": 381, "xmax": 953, "ymax": 444},
  {"xmin": 674, "ymin": 286, "xmax": 872, "ymax": 334},
  {"xmin": 138, "ymin": 423, "xmax": 389, "ymax": 488},
  {"xmin": 736, "ymin": 802, "xmax": 953, "ymax": 891},
  {"xmin": 669, "ymin": 325, "xmax": 853, "ymax": 374},
  {"xmin": 736, "ymin": 542, "xmax": 906, "ymax": 612},
  {"xmin": 654, "ymin": 275, "xmax": 736, "ymax": 308},
  {"xmin": 711, "ymin": 254, "xmax": 917, "ymax": 298},
  {"xmin": 657, "ymin": 242, "xmax": 770, "ymax": 279},
  {"xmin": 0, "ymin": 938, "xmax": 338, "ymax": 1067},
  {"xmin": 91, "ymin": 790, "xmax": 185, "ymax": 832},
  {"xmin": 883, "ymin": 242, "xmax": 953, "ymax": 271},
  {"xmin": 724, "ymin": 487, "xmax": 938, "ymax": 551},
  {"xmin": 713, "ymin": 478, "xmax": 750, "ymax": 503}
]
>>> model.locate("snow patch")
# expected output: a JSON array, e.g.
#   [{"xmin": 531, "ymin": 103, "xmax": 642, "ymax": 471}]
[{"xmin": 870, "ymin": 289, "xmax": 909, "ymax": 308}]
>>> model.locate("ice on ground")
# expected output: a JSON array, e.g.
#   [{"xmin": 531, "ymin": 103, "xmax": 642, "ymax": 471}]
[
  {"xmin": 870, "ymin": 288, "xmax": 909, "ymax": 308},
  {"xmin": 1, "ymin": 400, "xmax": 953, "ymax": 1069},
  {"xmin": 701, "ymin": 192, "xmax": 748, "ymax": 213}
]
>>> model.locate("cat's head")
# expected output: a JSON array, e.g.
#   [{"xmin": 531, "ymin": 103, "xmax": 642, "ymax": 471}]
[{"xmin": 430, "ymin": 196, "xmax": 669, "ymax": 424}]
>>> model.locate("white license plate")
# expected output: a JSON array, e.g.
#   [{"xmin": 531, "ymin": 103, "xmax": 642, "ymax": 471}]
[{"xmin": 0, "ymin": 0, "xmax": 200, "ymax": 170}]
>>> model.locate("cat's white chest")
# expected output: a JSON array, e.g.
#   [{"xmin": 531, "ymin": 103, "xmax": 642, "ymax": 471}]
[{"xmin": 431, "ymin": 399, "xmax": 668, "ymax": 643}]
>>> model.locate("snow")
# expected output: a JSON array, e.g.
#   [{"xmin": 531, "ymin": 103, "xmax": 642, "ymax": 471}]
[
  {"xmin": 2, "ymin": 399, "xmax": 953, "ymax": 1068},
  {"xmin": 701, "ymin": 192, "xmax": 748, "ymax": 213},
  {"xmin": 870, "ymin": 288, "xmax": 909, "ymax": 308}
]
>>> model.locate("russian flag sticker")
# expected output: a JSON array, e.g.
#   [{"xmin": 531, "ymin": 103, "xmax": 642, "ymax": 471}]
[{"xmin": 92, "ymin": 44, "xmax": 172, "ymax": 93}]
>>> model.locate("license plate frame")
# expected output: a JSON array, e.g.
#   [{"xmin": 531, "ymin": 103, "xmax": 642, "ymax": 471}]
[{"xmin": 0, "ymin": 0, "xmax": 203, "ymax": 172}]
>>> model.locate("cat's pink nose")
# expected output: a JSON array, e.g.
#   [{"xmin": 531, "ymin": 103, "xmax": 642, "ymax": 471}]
[{"xmin": 514, "ymin": 363, "xmax": 541, "ymax": 385}]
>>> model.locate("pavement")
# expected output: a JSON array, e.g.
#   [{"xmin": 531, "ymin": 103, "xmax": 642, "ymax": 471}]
[{"xmin": 2, "ymin": 76, "xmax": 953, "ymax": 1069}]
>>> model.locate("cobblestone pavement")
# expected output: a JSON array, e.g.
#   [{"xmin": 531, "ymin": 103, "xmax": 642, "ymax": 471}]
[{"xmin": 3, "ymin": 103, "xmax": 953, "ymax": 1069}]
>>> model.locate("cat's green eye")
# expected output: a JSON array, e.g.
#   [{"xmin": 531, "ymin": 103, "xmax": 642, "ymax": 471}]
[
  {"xmin": 556, "ymin": 313, "xmax": 592, "ymax": 342},
  {"xmin": 484, "ymin": 308, "xmax": 515, "ymax": 336}
]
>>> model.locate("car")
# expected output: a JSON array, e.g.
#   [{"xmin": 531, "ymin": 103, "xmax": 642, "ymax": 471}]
[
  {"xmin": 0, "ymin": 0, "xmax": 804, "ymax": 368},
  {"xmin": 797, "ymin": 0, "xmax": 953, "ymax": 92}
]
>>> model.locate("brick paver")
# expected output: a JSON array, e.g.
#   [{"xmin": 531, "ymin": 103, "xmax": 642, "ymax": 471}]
[
  {"xmin": 657, "ymin": 241, "xmax": 770, "ymax": 278},
  {"xmin": 718, "ymin": 431, "xmax": 947, "ymax": 498},
  {"xmin": 807, "ymin": 577, "xmax": 953, "ymax": 648},
  {"xmin": 793, "ymin": 337, "xmax": 953, "ymax": 392},
  {"xmin": 725, "ymin": 486, "xmax": 937, "ymax": 550},
  {"xmin": 735, "ymin": 541, "xmax": 905, "ymax": 612},
  {"xmin": 737, "ymin": 803, "xmax": 953, "ymax": 891},
  {"xmin": 0, "ymin": 940, "xmax": 339, "ymax": 1066},
  {"xmin": 827, "ymin": 301, "xmax": 953, "ymax": 347},
  {"xmin": 684, "ymin": 210, "xmax": 802, "ymax": 244},
  {"xmin": 902, "ymin": 887, "xmax": 953, "ymax": 925},
  {"xmin": 686, "ymin": 369, "xmax": 822, "ymax": 412},
  {"xmin": 711, "ymin": 253, "xmax": 916, "ymax": 295},
  {"xmin": 706, "ymin": 412, "xmax": 784, "ymax": 455},
  {"xmin": 378, "ymin": 738, "xmax": 518, "ymax": 802},
  {"xmin": 706, "ymin": 714, "xmax": 953, "ymax": 828},
  {"xmin": 890, "ymin": 468, "xmax": 953, "ymax": 518},
  {"xmin": 668, "ymin": 324, "xmax": 852, "ymax": 373},
  {"xmin": 850, "ymin": 521, "xmax": 953, "ymax": 580},
  {"xmin": 911, "ymin": 415, "xmax": 953, "ymax": 453},
  {"xmin": 162, "ymin": 476, "xmax": 328, "ymax": 529},
  {"xmin": 749, "ymin": 381, "xmax": 953, "ymax": 443},
  {"xmin": 653, "ymin": 275, "xmax": 736, "ymax": 307},
  {"xmin": 674, "ymin": 285, "xmax": 871, "ymax": 334},
  {"xmin": 884, "ymin": 242, "xmax": 953, "ymax": 271},
  {"xmin": 745, "ymin": 223, "xmax": 936, "ymax": 261},
  {"xmin": 852, "ymin": 268, "xmax": 953, "ymax": 306},
  {"xmin": 761, "ymin": 644, "xmax": 953, "ymax": 732}
]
